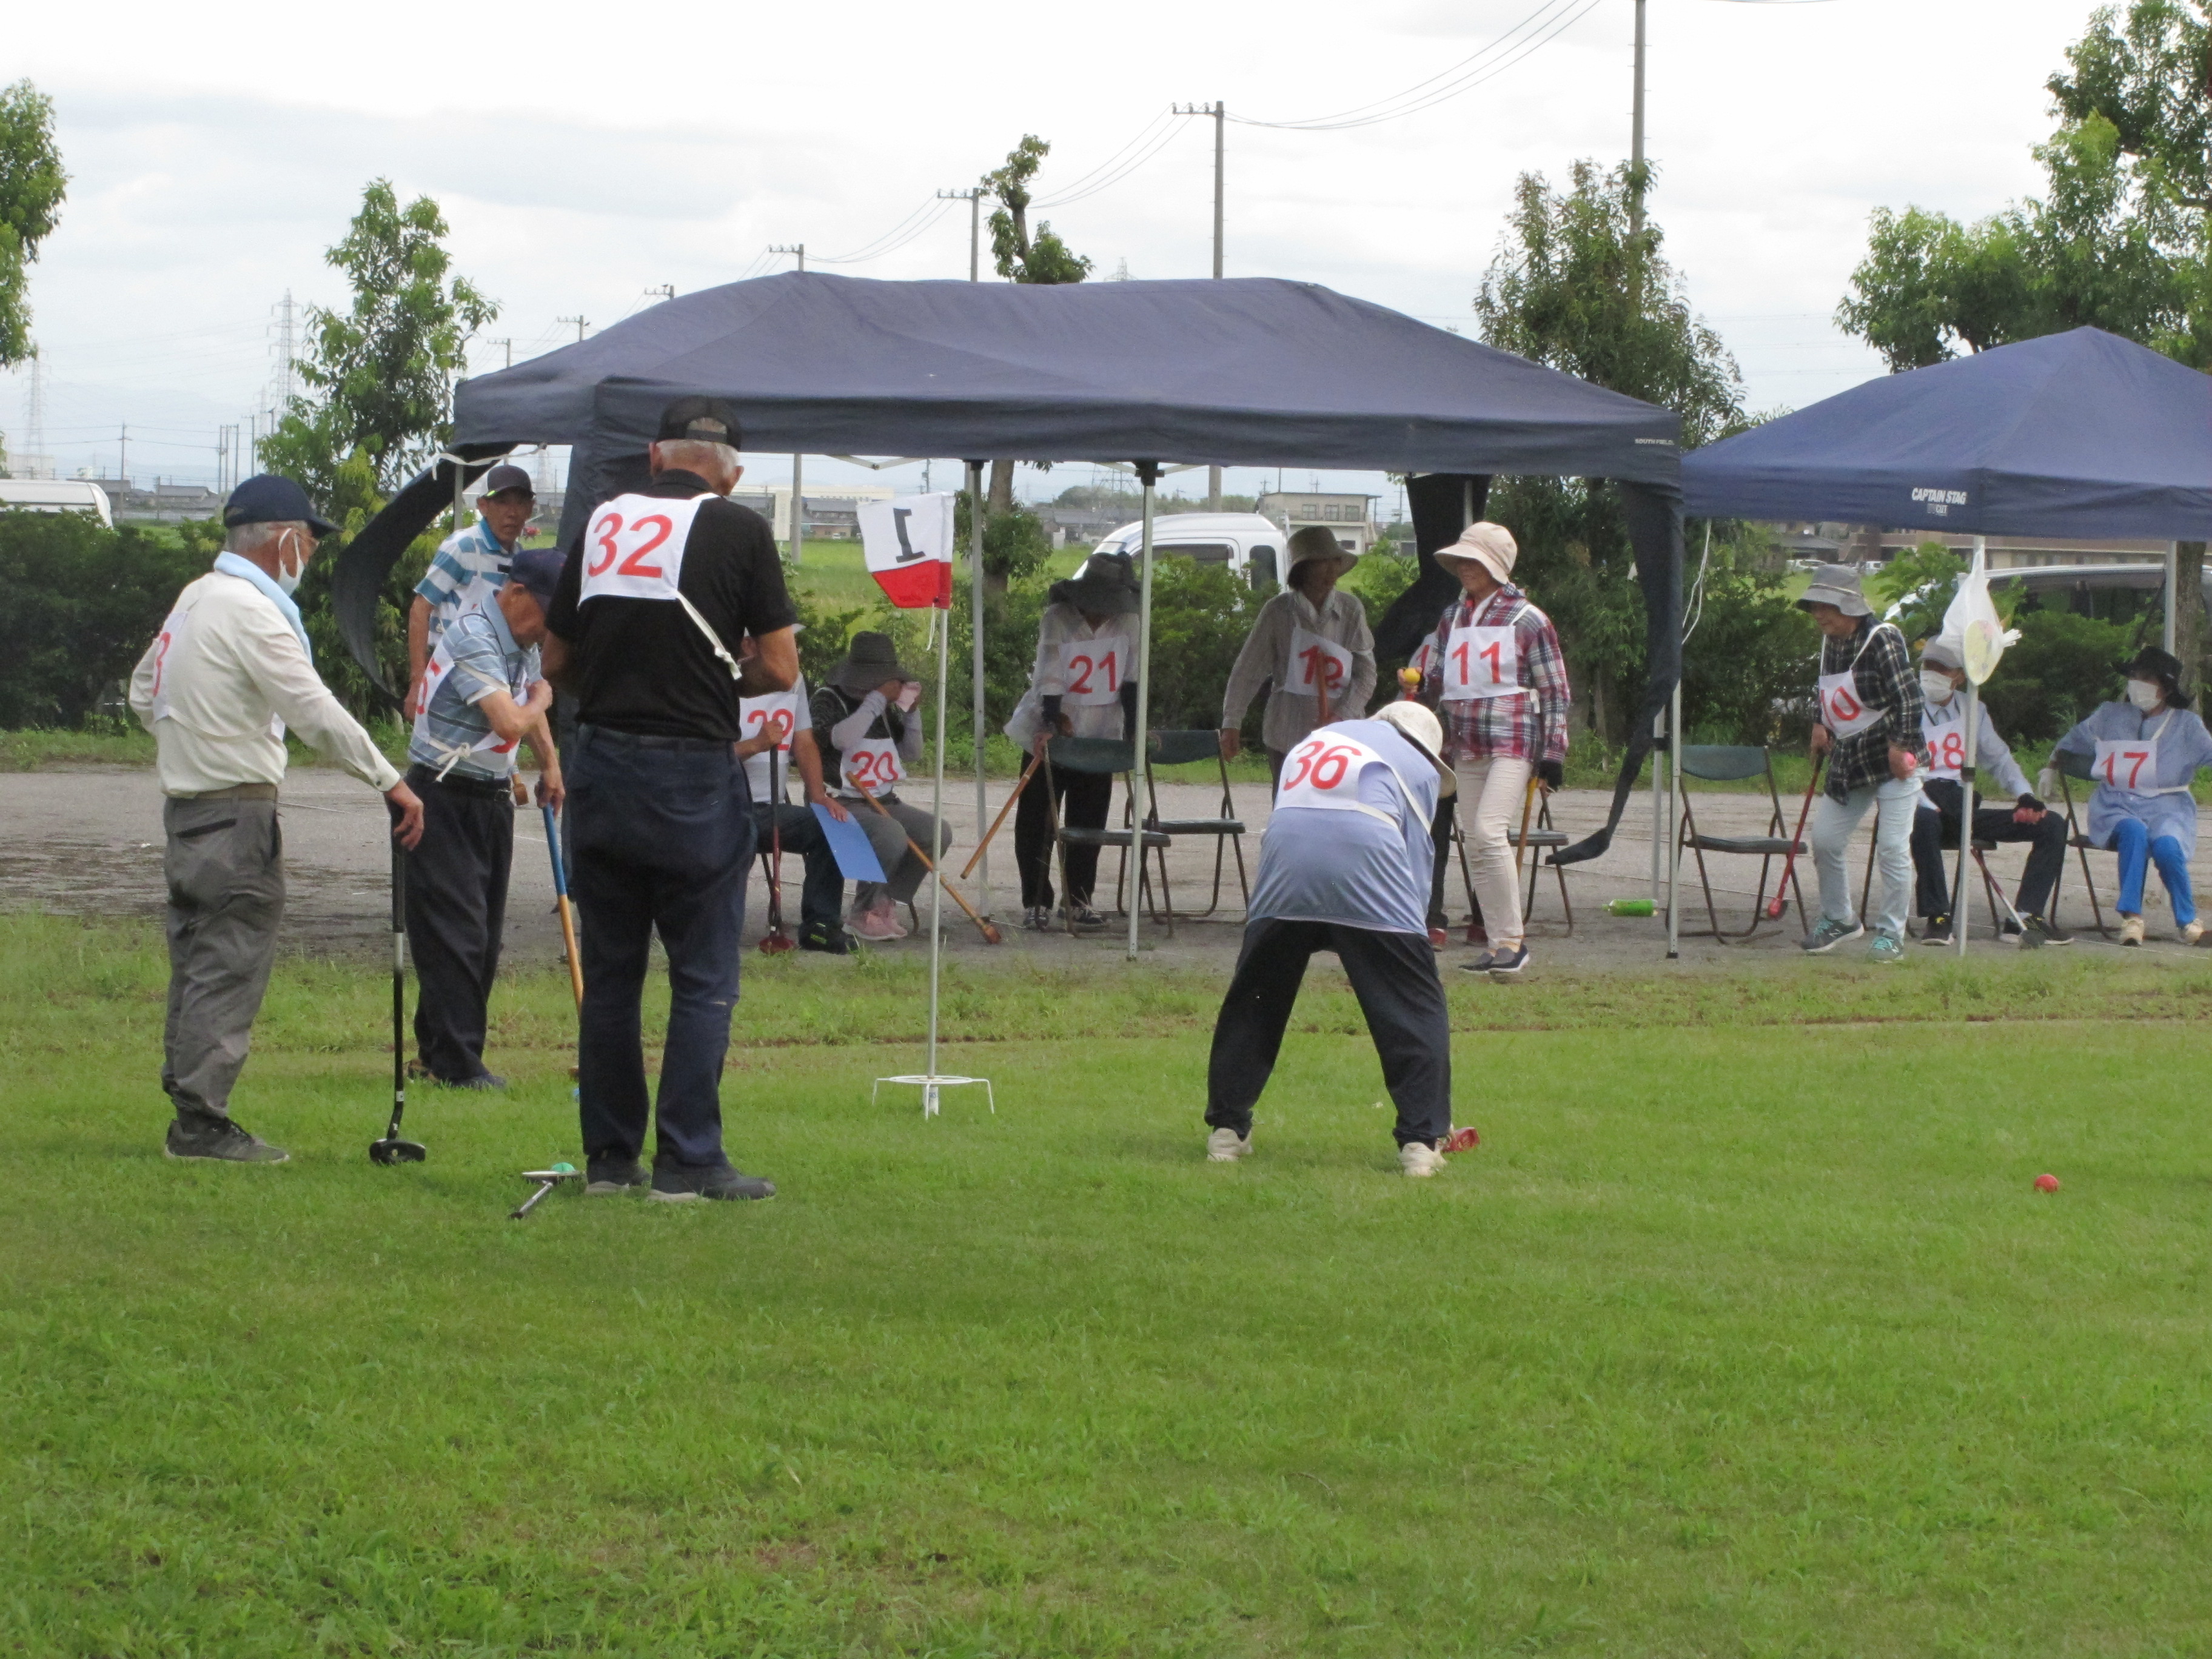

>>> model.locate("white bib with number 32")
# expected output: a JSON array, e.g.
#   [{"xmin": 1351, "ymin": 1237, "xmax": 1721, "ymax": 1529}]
[
  {"xmin": 1059, "ymin": 638, "xmax": 1124, "ymax": 707},
  {"xmin": 1288, "ymin": 628, "xmax": 1352, "ymax": 701},
  {"xmin": 1276, "ymin": 732, "xmax": 1414, "ymax": 828},
  {"xmin": 1442, "ymin": 622, "xmax": 1521, "ymax": 702},
  {"xmin": 842, "ymin": 736, "xmax": 903, "ymax": 794},
  {"xmin": 581, "ymin": 494, "xmax": 710, "ymax": 602}
]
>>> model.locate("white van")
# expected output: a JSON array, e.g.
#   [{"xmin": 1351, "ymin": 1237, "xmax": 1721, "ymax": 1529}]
[
  {"xmin": 1082, "ymin": 512, "xmax": 1290, "ymax": 591},
  {"xmin": 0, "ymin": 478, "xmax": 115, "ymax": 528}
]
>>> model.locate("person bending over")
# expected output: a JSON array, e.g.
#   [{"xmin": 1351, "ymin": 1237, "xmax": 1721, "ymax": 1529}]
[
  {"xmin": 1005, "ymin": 554, "xmax": 1141, "ymax": 931},
  {"xmin": 1204, "ymin": 702, "xmax": 1462, "ymax": 1178},
  {"xmin": 1908, "ymin": 635, "xmax": 2069, "ymax": 947},
  {"xmin": 2048, "ymin": 646, "xmax": 2212, "ymax": 947},
  {"xmin": 1798, "ymin": 565, "xmax": 1922, "ymax": 965}
]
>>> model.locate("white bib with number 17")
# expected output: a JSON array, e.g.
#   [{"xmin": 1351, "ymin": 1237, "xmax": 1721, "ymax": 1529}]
[
  {"xmin": 2091, "ymin": 736, "xmax": 2159, "ymax": 791},
  {"xmin": 1442, "ymin": 623, "xmax": 1520, "ymax": 702},
  {"xmin": 1059, "ymin": 638, "xmax": 1124, "ymax": 706}
]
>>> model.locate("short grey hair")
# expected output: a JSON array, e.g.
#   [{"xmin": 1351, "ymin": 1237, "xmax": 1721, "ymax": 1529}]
[
  {"xmin": 657, "ymin": 438, "xmax": 740, "ymax": 475},
  {"xmin": 224, "ymin": 519, "xmax": 308, "ymax": 555}
]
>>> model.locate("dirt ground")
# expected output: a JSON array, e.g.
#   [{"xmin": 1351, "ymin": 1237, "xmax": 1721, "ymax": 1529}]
[{"xmin": 6, "ymin": 761, "xmax": 2199, "ymax": 976}]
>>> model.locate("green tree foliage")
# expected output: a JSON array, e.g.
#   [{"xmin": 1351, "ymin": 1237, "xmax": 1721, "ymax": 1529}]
[
  {"xmin": 1980, "ymin": 608, "xmax": 2134, "ymax": 742},
  {"xmin": 0, "ymin": 512, "xmax": 203, "ymax": 726},
  {"xmin": 0, "ymin": 81, "xmax": 68, "ymax": 368},
  {"xmin": 982, "ymin": 137, "xmax": 1092, "ymax": 286},
  {"xmin": 1678, "ymin": 529, "xmax": 1820, "ymax": 744},
  {"xmin": 1473, "ymin": 161, "xmax": 1749, "ymax": 743}
]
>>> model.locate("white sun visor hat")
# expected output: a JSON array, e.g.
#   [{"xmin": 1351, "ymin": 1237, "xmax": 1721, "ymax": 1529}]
[{"xmin": 1374, "ymin": 701, "xmax": 1456, "ymax": 797}]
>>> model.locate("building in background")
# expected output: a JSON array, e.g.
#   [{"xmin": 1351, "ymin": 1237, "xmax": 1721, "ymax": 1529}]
[
  {"xmin": 1769, "ymin": 521, "xmax": 2170, "ymax": 572},
  {"xmin": 728, "ymin": 483, "xmax": 896, "ymax": 546},
  {"xmin": 1256, "ymin": 490, "xmax": 1379, "ymax": 556}
]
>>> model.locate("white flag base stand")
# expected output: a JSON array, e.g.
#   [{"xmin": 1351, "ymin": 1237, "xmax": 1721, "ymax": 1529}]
[{"xmin": 872, "ymin": 1074, "xmax": 995, "ymax": 1118}]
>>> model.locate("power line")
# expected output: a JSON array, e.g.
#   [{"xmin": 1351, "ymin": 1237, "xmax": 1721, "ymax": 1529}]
[
  {"xmin": 1034, "ymin": 110, "xmax": 1193, "ymax": 209},
  {"xmin": 813, "ymin": 196, "xmax": 959, "ymax": 265}
]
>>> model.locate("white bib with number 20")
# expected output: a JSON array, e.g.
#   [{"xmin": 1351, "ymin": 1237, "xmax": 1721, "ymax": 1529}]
[
  {"xmin": 2091, "ymin": 736, "xmax": 2159, "ymax": 791},
  {"xmin": 1442, "ymin": 623, "xmax": 1520, "ymax": 702},
  {"xmin": 842, "ymin": 737, "xmax": 904, "ymax": 794}
]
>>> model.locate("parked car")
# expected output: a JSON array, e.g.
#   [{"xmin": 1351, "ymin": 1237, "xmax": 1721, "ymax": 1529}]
[
  {"xmin": 0, "ymin": 478, "xmax": 114, "ymax": 527},
  {"xmin": 1079, "ymin": 512, "xmax": 1290, "ymax": 591}
]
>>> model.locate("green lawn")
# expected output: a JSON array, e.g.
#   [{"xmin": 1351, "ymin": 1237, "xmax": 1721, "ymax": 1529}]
[{"xmin": 7, "ymin": 914, "xmax": 2212, "ymax": 1655}]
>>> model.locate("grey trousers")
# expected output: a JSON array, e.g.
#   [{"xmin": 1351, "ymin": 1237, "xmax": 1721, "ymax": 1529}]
[
  {"xmin": 161, "ymin": 796, "xmax": 285, "ymax": 1125},
  {"xmin": 850, "ymin": 795, "xmax": 951, "ymax": 908}
]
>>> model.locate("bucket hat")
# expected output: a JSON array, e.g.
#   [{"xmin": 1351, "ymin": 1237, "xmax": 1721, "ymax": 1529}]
[
  {"xmin": 1795, "ymin": 565, "xmax": 1871, "ymax": 617},
  {"xmin": 1050, "ymin": 551, "xmax": 1141, "ymax": 615},
  {"xmin": 1287, "ymin": 525, "xmax": 1360, "ymax": 569},
  {"xmin": 1435, "ymin": 521, "xmax": 1517, "ymax": 586},
  {"xmin": 1373, "ymin": 701, "xmax": 1456, "ymax": 797},
  {"xmin": 831, "ymin": 631, "xmax": 922, "ymax": 695}
]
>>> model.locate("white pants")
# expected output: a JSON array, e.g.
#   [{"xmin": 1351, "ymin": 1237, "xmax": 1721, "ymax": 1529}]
[
  {"xmin": 1809, "ymin": 778, "xmax": 1917, "ymax": 939},
  {"xmin": 1453, "ymin": 755, "xmax": 1533, "ymax": 946}
]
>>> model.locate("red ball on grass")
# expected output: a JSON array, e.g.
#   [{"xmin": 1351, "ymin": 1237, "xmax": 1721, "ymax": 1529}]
[{"xmin": 2034, "ymin": 1173, "xmax": 2060, "ymax": 1193}]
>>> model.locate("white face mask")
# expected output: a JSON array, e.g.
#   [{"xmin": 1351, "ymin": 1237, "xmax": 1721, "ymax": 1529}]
[
  {"xmin": 2127, "ymin": 678, "xmax": 2163, "ymax": 712},
  {"xmin": 1919, "ymin": 671, "xmax": 1956, "ymax": 706},
  {"xmin": 273, "ymin": 531, "xmax": 305, "ymax": 597}
]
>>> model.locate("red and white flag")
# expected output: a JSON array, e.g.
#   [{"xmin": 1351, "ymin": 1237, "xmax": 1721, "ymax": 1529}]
[{"xmin": 859, "ymin": 494, "xmax": 957, "ymax": 609}]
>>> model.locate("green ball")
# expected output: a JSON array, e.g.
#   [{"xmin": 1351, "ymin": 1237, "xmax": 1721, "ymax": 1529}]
[{"xmin": 551, "ymin": 1161, "xmax": 576, "ymax": 1175}]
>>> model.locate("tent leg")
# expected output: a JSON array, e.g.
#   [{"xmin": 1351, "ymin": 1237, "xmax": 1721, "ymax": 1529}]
[
  {"xmin": 1128, "ymin": 461, "xmax": 1159, "ymax": 962},
  {"xmin": 968, "ymin": 461, "xmax": 990, "ymax": 919},
  {"xmin": 1666, "ymin": 675, "xmax": 1681, "ymax": 960}
]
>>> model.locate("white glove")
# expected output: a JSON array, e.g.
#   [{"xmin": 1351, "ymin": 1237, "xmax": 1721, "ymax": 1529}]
[{"xmin": 2036, "ymin": 767, "xmax": 2059, "ymax": 800}]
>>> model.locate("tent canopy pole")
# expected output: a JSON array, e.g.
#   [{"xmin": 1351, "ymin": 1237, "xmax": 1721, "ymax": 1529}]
[{"xmin": 1128, "ymin": 461, "xmax": 1160, "ymax": 962}]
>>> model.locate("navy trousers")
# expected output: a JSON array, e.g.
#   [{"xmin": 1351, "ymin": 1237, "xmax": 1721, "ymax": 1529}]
[
  {"xmin": 751, "ymin": 802, "xmax": 845, "ymax": 932},
  {"xmin": 567, "ymin": 725, "xmax": 754, "ymax": 1169}
]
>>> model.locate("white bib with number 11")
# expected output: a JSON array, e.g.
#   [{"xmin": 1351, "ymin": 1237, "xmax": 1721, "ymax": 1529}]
[{"xmin": 1442, "ymin": 623, "xmax": 1520, "ymax": 702}]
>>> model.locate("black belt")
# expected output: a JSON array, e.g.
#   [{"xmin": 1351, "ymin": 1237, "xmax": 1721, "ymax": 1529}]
[
  {"xmin": 578, "ymin": 722, "xmax": 734, "ymax": 754},
  {"xmin": 407, "ymin": 764, "xmax": 514, "ymax": 800}
]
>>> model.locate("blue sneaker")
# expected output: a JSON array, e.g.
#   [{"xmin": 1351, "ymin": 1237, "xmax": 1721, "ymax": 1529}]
[
  {"xmin": 1486, "ymin": 942, "xmax": 1530, "ymax": 979},
  {"xmin": 1800, "ymin": 916, "xmax": 1864, "ymax": 954},
  {"xmin": 1460, "ymin": 950, "xmax": 1497, "ymax": 974},
  {"xmin": 1868, "ymin": 930, "xmax": 1905, "ymax": 965}
]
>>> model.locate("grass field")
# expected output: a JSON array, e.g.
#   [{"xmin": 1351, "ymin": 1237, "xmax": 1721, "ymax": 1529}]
[{"xmin": 7, "ymin": 913, "xmax": 2212, "ymax": 1655}]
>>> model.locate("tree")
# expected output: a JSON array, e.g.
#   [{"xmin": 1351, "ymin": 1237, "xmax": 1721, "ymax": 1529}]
[
  {"xmin": 0, "ymin": 80, "xmax": 67, "ymax": 369},
  {"xmin": 980, "ymin": 136, "xmax": 1091, "ymax": 522},
  {"xmin": 1473, "ymin": 160, "xmax": 1748, "ymax": 743}
]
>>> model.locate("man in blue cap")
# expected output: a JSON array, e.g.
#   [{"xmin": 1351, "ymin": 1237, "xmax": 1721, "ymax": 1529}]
[
  {"xmin": 403, "ymin": 546, "xmax": 567, "ymax": 1087},
  {"xmin": 129, "ymin": 475, "xmax": 425, "ymax": 1164},
  {"xmin": 407, "ymin": 462, "xmax": 536, "ymax": 717}
]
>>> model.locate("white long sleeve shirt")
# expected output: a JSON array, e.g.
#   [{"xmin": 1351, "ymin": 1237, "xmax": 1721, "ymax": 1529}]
[
  {"xmin": 1004, "ymin": 603, "xmax": 1139, "ymax": 746},
  {"xmin": 129, "ymin": 569, "xmax": 402, "ymax": 797}
]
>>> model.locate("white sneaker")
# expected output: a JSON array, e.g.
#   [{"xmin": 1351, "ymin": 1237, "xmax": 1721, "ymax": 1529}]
[
  {"xmin": 2182, "ymin": 920, "xmax": 2205, "ymax": 947},
  {"xmin": 1205, "ymin": 1127, "xmax": 1252, "ymax": 1162},
  {"xmin": 1399, "ymin": 1141, "xmax": 1447, "ymax": 1178},
  {"xmin": 2119, "ymin": 914, "xmax": 2147, "ymax": 947}
]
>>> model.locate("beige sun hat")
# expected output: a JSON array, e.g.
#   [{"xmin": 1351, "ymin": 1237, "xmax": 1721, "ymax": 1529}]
[
  {"xmin": 1287, "ymin": 524, "xmax": 1359, "ymax": 569},
  {"xmin": 1435, "ymin": 521, "xmax": 1517, "ymax": 585}
]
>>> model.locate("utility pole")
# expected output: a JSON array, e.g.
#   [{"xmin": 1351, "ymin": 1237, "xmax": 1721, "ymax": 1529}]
[
  {"xmin": 937, "ymin": 189, "xmax": 982, "ymax": 280},
  {"xmin": 770, "ymin": 243, "xmax": 805, "ymax": 272},
  {"xmin": 1629, "ymin": 0, "xmax": 1648, "ymax": 236},
  {"xmin": 487, "ymin": 337, "xmax": 514, "ymax": 369},
  {"xmin": 557, "ymin": 315, "xmax": 588, "ymax": 343},
  {"xmin": 649, "ymin": 284, "xmax": 675, "ymax": 302},
  {"xmin": 1176, "ymin": 102, "xmax": 1228, "ymax": 510},
  {"xmin": 22, "ymin": 343, "xmax": 45, "ymax": 477},
  {"xmin": 118, "ymin": 423, "xmax": 128, "ymax": 486},
  {"xmin": 769, "ymin": 246, "xmax": 806, "ymax": 560}
]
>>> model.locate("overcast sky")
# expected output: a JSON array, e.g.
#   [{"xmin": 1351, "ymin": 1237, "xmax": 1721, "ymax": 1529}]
[{"xmin": 3, "ymin": 0, "xmax": 2102, "ymax": 506}]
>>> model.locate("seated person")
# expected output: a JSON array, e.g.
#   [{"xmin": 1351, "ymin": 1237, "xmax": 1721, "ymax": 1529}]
[
  {"xmin": 738, "ymin": 652, "xmax": 855, "ymax": 956},
  {"xmin": 2049, "ymin": 646, "xmax": 2212, "ymax": 947},
  {"xmin": 1909, "ymin": 636, "xmax": 2070, "ymax": 945},
  {"xmin": 809, "ymin": 631, "xmax": 952, "ymax": 941}
]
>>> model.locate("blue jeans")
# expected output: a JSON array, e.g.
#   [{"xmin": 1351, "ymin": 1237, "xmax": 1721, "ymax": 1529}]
[
  {"xmin": 2110, "ymin": 817, "xmax": 2196, "ymax": 926},
  {"xmin": 567, "ymin": 725, "xmax": 754, "ymax": 1168}
]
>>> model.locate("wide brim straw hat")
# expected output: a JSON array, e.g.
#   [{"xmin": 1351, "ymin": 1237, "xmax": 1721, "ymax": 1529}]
[
  {"xmin": 831, "ymin": 630, "xmax": 922, "ymax": 694},
  {"xmin": 1050, "ymin": 551, "xmax": 1141, "ymax": 615},
  {"xmin": 1373, "ymin": 701, "xmax": 1456, "ymax": 797},
  {"xmin": 1435, "ymin": 521, "xmax": 1517, "ymax": 586},
  {"xmin": 1795, "ymin": 565, "xmax": 1872, "ymax": 617},
  {"xmin": 1287, "ymin": 525, "xmax": 1361, "ymax": 569}
]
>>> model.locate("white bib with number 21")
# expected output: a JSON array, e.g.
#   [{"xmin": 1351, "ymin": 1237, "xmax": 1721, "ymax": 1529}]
[
  {"xmin": 1442, "ymin": 623, "xmax": 1520, "ymax": 702},
  {"xmin": 1059, "ymin": 638, "xmax": 1124, "ymax": 706}
]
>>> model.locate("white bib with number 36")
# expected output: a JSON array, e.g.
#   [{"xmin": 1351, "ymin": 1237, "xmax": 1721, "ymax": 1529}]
[
  {"xmin": 842, "ymin": 736, "xmax": 903, "ymax": 794},
  {"xmin": 1442, "ymin": 622, "xmax": 1521, "ymax": 702},
  {"xmin": 1816, "ymin": 670, "xmax": 1881, "ymax": 737},
  {"xmin": 581, "ymin": 493, "xmax": 710, "ymax": 603},
  {"xmin": 1288, "ymin": 628, "xmax": 1352, "ymax": 700},
  {"xmin": 1276, "ymin": 733, "xmax": 1412, "ymax": 827},
  {"xmin": 1059, "ymin": 638, "xmax": 1124, "ymax": 707},
  {"xmin": 2091, "ymin": 735, "xmax": 2160, "ymax": 792}
]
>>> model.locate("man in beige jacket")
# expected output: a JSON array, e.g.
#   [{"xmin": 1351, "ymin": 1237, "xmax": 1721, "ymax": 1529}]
[{"xmin": 130, "ymin": 475, "xmax": 424, "ymax": 1164}]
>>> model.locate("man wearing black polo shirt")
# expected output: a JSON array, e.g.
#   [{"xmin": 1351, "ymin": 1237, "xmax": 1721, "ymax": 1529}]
[{"xmin": 543, "ymin": 396, "xmax": 799, "ymax": 1203}]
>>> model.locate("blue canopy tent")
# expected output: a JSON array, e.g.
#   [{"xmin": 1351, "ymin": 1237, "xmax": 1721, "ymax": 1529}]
[
  {"xmin": 337, "ymin": 272, "xmax": 1686, "ymax": 904},
  {"xmin": 1683, "ymin": 326, "xmax": 2212, "ymax": 538}
]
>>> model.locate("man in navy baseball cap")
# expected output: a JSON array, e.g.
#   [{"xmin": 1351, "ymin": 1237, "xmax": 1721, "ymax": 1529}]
[
  {"xmin": 409, "ymin": 461, "xmax": 540, "ymax": 717},
  {"xmin": 224, "ymin": 474, "xmax": 338, "ymax": 538}
]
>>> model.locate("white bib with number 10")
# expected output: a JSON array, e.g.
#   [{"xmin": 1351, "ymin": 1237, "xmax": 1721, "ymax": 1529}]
[
  {"xmin": 1276, "ymin": 733, "xmax": 1407, "ymax": 827},
  {"xmin": 842, "ymin": 736, "xmax": 904, "ymax": 794},
  {"xmin": 1442, "ymin": 623, "xmax": 1520, "ymax": 702},
  {"xmin": 1816, "ymin": 670, "xmax": 1881, "ymax": 737},
  {"xmin": 1059, "ymin": 638, "xmax": 1124, "ymax": 706},
  {"xmin": 580, "ymin": 493, "xmax": 710, "ymax": 603}
]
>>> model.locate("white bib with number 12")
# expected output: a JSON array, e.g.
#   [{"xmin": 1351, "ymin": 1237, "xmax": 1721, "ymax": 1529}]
[
  {"xmin": 1059, "ymin": 638, "xmax": 1124, "ymax": 706},
  {"xmin": 1442, "ymin": 622, "xmax": 1520, "ymax": 702},
  {"xmin": 1288, "ymin": 628, "xmax": 1352, "ymax": 702}
]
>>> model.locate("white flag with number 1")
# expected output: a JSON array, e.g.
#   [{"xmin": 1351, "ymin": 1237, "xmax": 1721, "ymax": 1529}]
[{"xmin": 859, "ymin": 494, "xmax": 957, "ymax": 609}]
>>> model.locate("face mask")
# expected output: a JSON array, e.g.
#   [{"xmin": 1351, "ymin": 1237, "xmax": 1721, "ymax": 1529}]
[
  {"xmin": 2127, "ymin": 678, "xmax": 2163, "ymax": 712},
  {"xmin": 273, "ymin": 532, "xmax": 304, "ymax": 597},
  {"xmin": 1919, "ymin": 671, "xmax": 1956, "ymax": 706}
]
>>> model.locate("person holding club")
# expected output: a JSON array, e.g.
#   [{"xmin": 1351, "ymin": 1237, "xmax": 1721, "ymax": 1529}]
[
  {"xmin": 1220, "ymin": 525, "xmax": 1376, "ymax": 783},
  {"xmin": 1908, "ymin": 635, "xmax": 2070, "ymax": 947},
  {"xmin": 401, "ymin": 546, "xmax": 566, "ymax": 1088},
  {"xmin": 1005, "ymin": 552, "xmax": 1142, "ymax": 931},
  {"xmin": 541, "ymin": 396, "xmax": 797, "ymax": 1204},
  {"xmin": 1417, "ymin": 522, "xmax": 1570, "ymax": 979},
  {"xmin": 1202, "ymin": 701, "xmax": 1461, "ymax": 1178},
  {"xmin": 737, "ymin": 642, "xmax": 855, "ymax": 956},
  {"xmin": 810, "ymin": 631, "xmax": 952, "ymax": 941},
  {"xmin": 406, "ymin": 463, "xmax": 536, "ymax": 717},
  {"xmin": 129, "ymin": 474, "xmax": 426, "ymax": 1164},
  {"xmin": 1797, "ymin": 565, "xmax": 1922, "ymax": 964},
  {"xmin": 2046, "ymin": 645, "xmax": 2212, "ymax": 947}
]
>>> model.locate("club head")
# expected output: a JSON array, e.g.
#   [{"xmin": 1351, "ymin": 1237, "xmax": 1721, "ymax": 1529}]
[
  {"xmin": 1762, "ymin": 899, "xmax": 1786, "ymax": 920},
  {"xmin": 758, "ymin": 931, "xmax": 796, "ymax": 955},
  {"xmin": 369, "ymin": 1137, "xmax": 427, "ymax": 1165}
]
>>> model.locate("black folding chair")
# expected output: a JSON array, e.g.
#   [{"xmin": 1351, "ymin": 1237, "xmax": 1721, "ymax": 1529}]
[
  {"xmin": 1675, "ymin": 745, "xmax": 1806, "ymax": 942},
  {"xmin": 1862, "ymin": 816, "xmax": 2006, "ymax": 938},
  {"xmin": 1142, "ymin": 729, "xmax": 1249, "ymax": 919},
  {"xmin": 1044, "ymin": 737, "xmax": 1173, "ymax": 936},
  {"xmin": 1450, "ymin": 791, "xmax": 1574, "ymax": 937},
  {"xmin": 2049, "ymin": 749, "xmax": 2111, "ymax": 938}
]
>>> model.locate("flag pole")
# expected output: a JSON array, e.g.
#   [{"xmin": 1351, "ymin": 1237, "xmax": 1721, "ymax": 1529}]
[
  {"xmin": 1952, "ymin": 535, "xmax": 1985, "ymax": 958},
  {"xmin": 927, "ymin": 602, "xmax": 948, "ymax": 1103},
  {"xmin": 968, "ymin": 463, "xmax": 990, "ymax": 920},
  {"xmin": 1128, "ymin": 461, "xmax": 1159, "ymax": 962}
]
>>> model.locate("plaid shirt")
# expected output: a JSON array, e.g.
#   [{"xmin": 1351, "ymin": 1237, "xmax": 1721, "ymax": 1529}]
[
  {"xmin": 1419, "ymin": 585, "xmax": 1571, "ymax": 765},
  {"xmin": 1818, "ymin": 618, "xmax": 1922, "ymax": 802}
]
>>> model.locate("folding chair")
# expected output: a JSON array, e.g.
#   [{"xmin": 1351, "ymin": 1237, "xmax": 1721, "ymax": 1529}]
[
  {"xmin": 1450, "ymin": 792, "xmax": 1574, "ymax": 936},
  {"xmin": 1142, "ymin": 729, "xmax": 1249, "ymax": 918},
  {"xmin": 1862, "ymin": 814, "xmax": 2006, "ymax": 938},
  {"xmin": 1674, "ymin": 745, "xmax": 1807, "ymax": 942},
  {"xmin": 1044, "ymin": 737, "xmax": 1173, "ymax": 937},
  {"xmin": 2049, "ymin": 749, "xmax": 2111, "ymax": 938}
]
